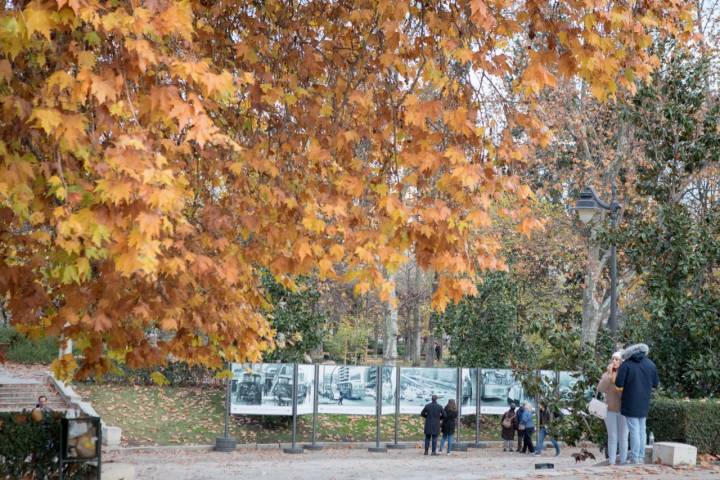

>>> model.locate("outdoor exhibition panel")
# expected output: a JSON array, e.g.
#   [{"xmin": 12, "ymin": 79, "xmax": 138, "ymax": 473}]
[
  {"xmin": 315, "ymin": 365, "xmax": 395, "ymax": 415},
  {"xmin": 230, "ymin": 363, "xmax": 298, "ymax": 415},
  {"xmin": 461, "ymin": 368, "xmax": 478, "ymax": 415},
  {"xmin": 398, "ymin": 367, "xmax": 457, "ymax": 414},
  {"xmin": 479, "ymin": 368, "xmax": 527, "ymax": 415},
  {"xmin": 559, "ymin": 371, "xmax": 583, "ymax": 401},
  {"xmin": 230, "ymin": 362, "xmax": 579, "ymax": 417}
]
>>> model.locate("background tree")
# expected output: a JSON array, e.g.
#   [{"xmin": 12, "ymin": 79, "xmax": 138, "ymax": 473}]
[
  {"xmin": 620, "ymin": 45, "xmax": 720, "ymax": 397},
  {"xmin": 0, "ymin": 0, "xmax": 693, "ymax": 379},
  {"xmin": 396, "ymin": 255, "xmax": 433, "ymax": 365},
  {"xmin": 438, "ymin": 271, "xmax": 516, "ymax": 368},
  {"xmin": 259, "ymin": 273, "xmax": 326, "ymax": 363}
]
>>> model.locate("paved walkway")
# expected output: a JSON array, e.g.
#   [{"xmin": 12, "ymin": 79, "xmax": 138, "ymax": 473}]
[
  {"xmin": 0, "ymin": 363, "xmax": 48, "ymax": 384},
  {"xmin": 105, "ymin": 445, "xmax": 720, "ymax": 480}
]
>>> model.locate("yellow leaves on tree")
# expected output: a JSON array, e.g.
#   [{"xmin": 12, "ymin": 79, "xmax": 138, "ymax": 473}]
[{"xmin": 0, "ymin": 0, "xmax": 694, "ymax": 378}]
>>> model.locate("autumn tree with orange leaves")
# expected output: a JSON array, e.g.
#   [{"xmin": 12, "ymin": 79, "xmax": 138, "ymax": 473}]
[{"xmin": 0, "ymin": 0, "xmax": 693, "ymax": 379}]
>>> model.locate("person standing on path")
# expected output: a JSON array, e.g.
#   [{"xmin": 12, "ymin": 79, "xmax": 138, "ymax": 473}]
[
  {"xmin": 500, "ymin": 403, "xmax": 516, "ymax": 451},
  {"xmin": 514, "ymin": 403, "xmax": 525, "ymax": 452},
  {"xmin": 598, "ymin": 351, "xmax": 628, "ymax": 465},
  {"xmin": 420, "ymin": 394, "xmax": 444, "ymax": 456},
  {"xmin": 519, "ymin": 402, "xmax": 535, "ymax": 454},
  {"xmin": 534, "ymin": 400, "xmax": 560, "ymax": 457},
  {"xmin": 615, "ymin": 343, "xmax": 659, "ymax": 464},
  {"xmin": 439, "ymin": 399, "xmax": 458, "ymax": 455}
]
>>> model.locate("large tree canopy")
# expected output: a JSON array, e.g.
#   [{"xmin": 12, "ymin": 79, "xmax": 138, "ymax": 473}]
[{"xmin": 0, "ymin": 0, "xmax": 692, "ymax": 379}]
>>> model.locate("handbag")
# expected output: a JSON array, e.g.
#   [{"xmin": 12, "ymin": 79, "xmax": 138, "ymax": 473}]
[
  {"xmin": 502, "ymin": 415, "xmax": 513, "ymax": 429},
  {"xmin": 588, "ymin": 392, "xmax": 608, "ymax": 419}
]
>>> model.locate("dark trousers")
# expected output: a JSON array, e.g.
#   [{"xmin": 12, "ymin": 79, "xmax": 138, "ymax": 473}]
[
  {"xmin": 522, "ymin": 427, "xmax": 535, "ymax": 453},
  {"xmin": 516, "ymin": 429, "xmax": 524, "ymax": 451},
  {"xmin": 424, "ymin": 434, "xmax": 438, "ymax": 453}
]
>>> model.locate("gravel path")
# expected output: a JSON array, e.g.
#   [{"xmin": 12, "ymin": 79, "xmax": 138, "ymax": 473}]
[{"xmin": 105, "ymin": 445, "xmax": 720, "ymax": 480}]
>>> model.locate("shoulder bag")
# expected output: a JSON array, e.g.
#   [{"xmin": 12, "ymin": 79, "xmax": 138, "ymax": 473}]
[{"xmin": 588, "ymin": 391, "xmax": 608, "ymax": 419}]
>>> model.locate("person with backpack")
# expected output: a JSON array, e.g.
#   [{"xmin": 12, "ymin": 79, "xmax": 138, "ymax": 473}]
[
  {"xmin": 534, "ymin": 400, "xmax": 560, "ymax": 456},
  {"xmin": 439, "ymin": 399, "xmax": 458, "ymax": 455},
  {"xmin": 501, "ymin": 403, "xmax": 516, "ymax": 451}
]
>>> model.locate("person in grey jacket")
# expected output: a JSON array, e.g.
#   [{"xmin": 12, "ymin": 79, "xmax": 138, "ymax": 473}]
[
  {"xmin": 420, "ymin": 395, "xmax": 444, "ymax": 455},
  {"xmin": 615, "ymin": 343, "xmax": 659, "ymax": 464}
]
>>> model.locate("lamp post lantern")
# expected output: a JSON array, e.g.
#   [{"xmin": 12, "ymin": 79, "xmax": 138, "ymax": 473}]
[{"xmin": 574, "ymin": 185, "xmax": 622, "ymax": 334}]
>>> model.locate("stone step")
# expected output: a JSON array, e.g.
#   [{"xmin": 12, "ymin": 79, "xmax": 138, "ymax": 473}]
[
  {"xmin": 0, "ymin": 390, "xmax": 61, "ymax": 402},
  {"xmin": 0, "ymin": 399, "xmax": 67, "ymax": 406},
  {"xmin": 0, "ymin": 407, "xmax": 69, "ymax": 412},
  {"xmin": 0, "ymin": 407, "xmax": 68, "ymax": 413},
  {"xmin": 0, "ymin": 388, "xmax": 61, "ymax": 394},
  {"xmin": 0, "ymin": 397, "xmax": 67, "ymax": 405},
  {"xmin": 0, "ymin": 392, "xmax": 62, "ymax": 398},
  {"xmin": 0, "ymin": 398, "xmax": 62, "ymax": 403},
  {"xmin": 0, "ymin": 401, "xmax": 67, "ymax": 407},
  {"xmin": 0, "ymin": 394, "xmax": 63, "ymax": 401},
  {"xmin": 0, "ymin": 385, "xmax": 50, "ymax": 393},
  {"xmin": 0, "ymin": 384, "xmax": 50, "ymax": 390}
]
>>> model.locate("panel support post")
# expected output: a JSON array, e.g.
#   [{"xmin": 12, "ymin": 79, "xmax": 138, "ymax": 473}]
[
  {"xmin": 284, "ymin": 363, "xmax": 304, "ymax": 454},
  {"xmin": 214, "ymin": 366, "xmax": 237, "ymax": 452},
  {"xmin": 369, "ymin": 365, "xmax": 387, "ymax": 453},
  {"xmin": 467, "ymin": 367, "xmax": 482, "ymax": 448},
  {"xmin": 304, "ymin": 364, "xmax": 323, "ymax": 450},
  {"xmin": 387, "ymin": 366, "xmax": 405, "ymax": 449},
  {"xmin": 454, "ymin": 367, "xmax": 467, "ymax": 451}
]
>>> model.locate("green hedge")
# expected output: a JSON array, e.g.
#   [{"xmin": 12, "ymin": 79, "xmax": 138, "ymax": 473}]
[
  {"xmin": 0, "ymin": 411, "xmax": 96, "ymax": 479},
  {"xmin": 84, "ymin": 361, "xmax": 219, "ymax": 387},
  {"xmin": 648, "ymin": 398, "xmax": 720, "ymax": 454},
  {"xmin": 0, "ymin": 411, "xmax": 62, "ymax": 479},
  {"xmin": 0, "ymin": 327, "xmax": 58, "ymax": 364}
]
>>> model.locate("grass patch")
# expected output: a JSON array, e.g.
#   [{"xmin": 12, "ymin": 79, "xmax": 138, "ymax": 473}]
[{"xmin": 75, "ymin": 384, "xmax": 502, "ymax": 446}]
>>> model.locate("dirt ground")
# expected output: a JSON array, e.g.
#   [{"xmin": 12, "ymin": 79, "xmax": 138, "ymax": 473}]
[{"xmin": 104, "ymin": 445, "xmax": 720, "ymax": 480}]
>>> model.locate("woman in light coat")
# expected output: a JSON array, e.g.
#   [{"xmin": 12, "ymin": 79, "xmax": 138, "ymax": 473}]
[{"xmin": 597, "ymin": 351, "xmax": 628, "ymax": 465}]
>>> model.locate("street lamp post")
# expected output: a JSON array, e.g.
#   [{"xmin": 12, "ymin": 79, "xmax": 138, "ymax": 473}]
[{"xmin": 574, "ymin": 184, "xmax": 622, "ymax": 334}]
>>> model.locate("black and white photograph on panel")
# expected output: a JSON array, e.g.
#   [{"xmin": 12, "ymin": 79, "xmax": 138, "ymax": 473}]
[
  {"xmin": 461, "ymin": 368, "xmax": 478, "ymax": 415},
  {"xmin": 229, "ymin": 363, "xmax": 310, "ymax": 415},
  {"xmin": 317, "ymin": 365, "xmax": 378, "ymax": 415},
  {"xmin": 540, "ymin": 369, "xmax": 558, "ymax": 400},
  {"xmin": 398, "ymin": 367, "xmax": 457, "ymax": 414},
  {"xmin": 558, "ymin": 371, "xmax": 585, "ymax": 401},
  {"xmin": 480, "ymin": 369, "xmax": 529, "ymax": 414},
  {"xmin": 381, "ymin": 366, "xmax": 396, "ymax": 415},
  {"xmin": 297, "ymin": 364, "xmax": 316, "ymax": 415}
]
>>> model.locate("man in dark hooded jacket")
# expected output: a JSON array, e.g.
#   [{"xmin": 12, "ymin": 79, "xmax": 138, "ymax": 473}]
[
  {"xmin": 615, "ymin": 343, "xmax": 659, "ymax": 464},
  {"xmin": 420, "ymin": 394, "xmax": 444, "ymax": 455}
]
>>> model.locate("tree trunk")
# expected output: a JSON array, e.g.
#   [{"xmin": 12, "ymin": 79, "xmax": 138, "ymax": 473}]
[
  {"xmin": 383, "ymin": 275, "xmax": 399, "ymax": 366},
  {"xmin": 411, "ymin": 302, "xmax": 422, "ymax": 366},
  {"xmin": 425, "ymin": 272, "xmax": 438, "ymax": 367},
  {"xmin": 581, "ymin": 225, "xmax": 634, "ymax": 346},
  {"xmin": 425, "ymin": 314, "xmax": 435, "ymax": 367},
  {"xmin": 581, "ymin": 228, "xmax": 603, "ymax": 345}
]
